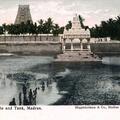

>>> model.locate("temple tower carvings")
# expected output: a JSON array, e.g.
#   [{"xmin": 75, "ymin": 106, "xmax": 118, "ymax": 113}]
[{"xmin": 15, "ymin": 5, "xmax": 33, "ymax": 24}]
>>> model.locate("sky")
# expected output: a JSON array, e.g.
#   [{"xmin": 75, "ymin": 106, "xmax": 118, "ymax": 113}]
[{"xmin": 0, "ymin": 0, "xmax": 119, "ymax": 27}]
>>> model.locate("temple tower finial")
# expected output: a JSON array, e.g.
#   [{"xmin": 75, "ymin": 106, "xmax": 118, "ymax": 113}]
[{"xmin": 72, "ymin": 14, "xmax": 82, "ymax": 29}]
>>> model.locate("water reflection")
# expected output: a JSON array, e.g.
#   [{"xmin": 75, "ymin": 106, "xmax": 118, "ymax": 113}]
[
  {"xmin": 54, "ymin": 64, "xmax": 120, "ymax": 105},
  {"xmin": 1, "ymin": 56, "xmax": 120, "ymax": 105},
  {"xmin": 0, "ymin": 56, "xmax": 61, "ymax": 105},
  {"xmin": 102, "ymin": 56, "xmax": 120, "ymax": 65}
]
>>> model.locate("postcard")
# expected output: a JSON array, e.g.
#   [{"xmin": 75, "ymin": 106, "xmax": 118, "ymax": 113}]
[{"xmin": 0, "ymin": 0, "xmax": 120, "ymax": 120}]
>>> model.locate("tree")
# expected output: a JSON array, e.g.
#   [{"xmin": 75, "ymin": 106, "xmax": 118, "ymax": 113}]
[
  {"xmin": 52, "ymin": 24, "xmax": 60, "ymax": 36},
  {"xmin": 26, "ymin": 20, "xmax": 32, "ymax": 34},
  {"xmin": 2, "ymin": 23, "xmax": 7, "ymax": 34},
  {"xmin": 78, "ymin": 15, "xmax": 85, "ymax": 28},
  {"xmin": 65, "ymin": 21, "xmax": 72, "ymax": 30},
  {"xmin": 90, "ymin": 15, "xmax": 120, "ymax": 40},
  {"xmin": 43, "ymin": 18, "xmax": 54, "ymax": 34},
  {"xmin": 37, "ymin": 19, "xmax": 44, "ymax": 34},
  {"xmin": 58, "ymin": 27, "xmax": 64, "ymax": 34},
  {"xmin": 0, "ymin": 26, "xmax": 3, "ymax": 34}
]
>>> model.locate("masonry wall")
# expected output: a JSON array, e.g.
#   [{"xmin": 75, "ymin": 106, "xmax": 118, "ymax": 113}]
[
  {"xmin": 0, "ymin": 35, "xmax": 60, "ymax": 42},
  {"xmin": 0, "ymin": 36, "xmax": 120, "ymax": 56},
  {"xmin": 0, "ymin": 42, "xmax": 62, "ymax": 55},
  {"xmin": 91, "ymin": 43, "xmax": 120, "ymax": 56},
  {"xmin": 0, "ymin": 36, "xmax": 62, "ymax": 55}
]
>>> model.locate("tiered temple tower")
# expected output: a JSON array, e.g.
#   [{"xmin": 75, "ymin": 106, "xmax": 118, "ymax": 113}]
[{"xmin": 14, "ymin": 5, "xmax": 33, "ymax": 24}]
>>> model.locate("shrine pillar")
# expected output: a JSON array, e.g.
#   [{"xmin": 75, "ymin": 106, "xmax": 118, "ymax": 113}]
[
  {"xmin": 71, "ymin": 39, "xmax": 74, "ymax": 51},
  {"xmin": 87, "ymin": 39, "xmax": 91, "ymax": 51},
  {"xmin": 63, "ymin": 38, "xmax": 66, "ymax": 52},
  {"xmin": 80, "ymin": 39, "xmax": 83, "ymax": 51}
]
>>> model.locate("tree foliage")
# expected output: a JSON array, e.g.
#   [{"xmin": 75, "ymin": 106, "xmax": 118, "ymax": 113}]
[
  {"xmin": 0, "ymin": 15, "xmax": 120, "ymax": 40},
  {"xmin": 90, "ymin": 16, "xmax": 120, "ymax": 40},
  {"xmin": 0, "ymin": 18, "xmax": 64, "ymax": 36},
  {"xmin": 78, "ymin": 15, "xmax": 85, "ymax": 28},
  {"xmin": 65, "ymin": 21, "xmax": 72, "ymax": 30}
]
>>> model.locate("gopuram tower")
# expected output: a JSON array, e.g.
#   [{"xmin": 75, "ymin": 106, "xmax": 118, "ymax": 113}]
[{"xmin": 14, "ymin": 5, "xmax": 33, "ymax": 24}]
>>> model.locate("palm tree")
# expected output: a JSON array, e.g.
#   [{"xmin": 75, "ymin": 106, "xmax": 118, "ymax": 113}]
[
  {"xmin": 43, "ymin": 17, "xmax": 54, "ymax": 34},
  {"xmin": 90, "ymin": 16, "xmax": 120, "ymax": 40},
  {"xmin": 37, "ymin": 19, "xmax": 44, "ymax": 34},
  {"xmin": 38, "ymin": 19, "xmax": 44, "ymax": 26},
  {"xmin": 2, "ymin": 23, "xmax": 7, "ymax": 34},
  {"xmin": 65, "ymin": 21, "xmax": 72, "ymax": 30},
  {"xmin": 58, "ymin": 27, "xmax": 64, "ymax": 34},
  {"xmin": 52, "ymin": 24, "xmax": 60, "ymax": 36},
  {"xmin": 78, "ymin": 15, "xmax": 85, "ymax": 28},
  {"xmin": 0, "ymin": 26, "xmax": 3, "ymax": 34}
]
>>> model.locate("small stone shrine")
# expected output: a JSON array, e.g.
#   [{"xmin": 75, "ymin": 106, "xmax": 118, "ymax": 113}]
[{"xmin": 62, "ymin": 14, "xmax": 91, "ymax": 51}]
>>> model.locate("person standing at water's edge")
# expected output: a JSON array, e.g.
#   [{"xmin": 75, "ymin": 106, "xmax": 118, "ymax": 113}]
[
  {"xmin": 19, "ymin": 92, "xmax": 22, "ymax": 105},
  {"xmin": 29, "ymin": 89, "xmax": 33, "ymax": 105},
  {"xmin": 9, "ymin": 98, "xmax": 16, "ymax": 105}
]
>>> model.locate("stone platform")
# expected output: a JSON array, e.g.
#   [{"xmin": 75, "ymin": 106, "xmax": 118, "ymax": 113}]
[{"xmin": 54, "ymin": 51, "xmax": 102, "ymax": 64}]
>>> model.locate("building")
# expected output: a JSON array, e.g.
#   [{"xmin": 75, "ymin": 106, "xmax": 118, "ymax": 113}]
[
  {"xmin": 92, "ymin": 37, "xmax": 111, "ymax": 43},
  {"xmin": 62, "ymin": 14, "xmax": 91, "ymax": 51},
  {"xmin": 15, "ymin": 5, "xmax": 33, "ymax": 24}
]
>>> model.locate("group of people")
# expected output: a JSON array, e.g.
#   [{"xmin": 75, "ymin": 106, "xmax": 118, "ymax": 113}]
[
  {"xmin": 9, "ymin": 85, "xmax": 38, "ymax": 105},
  {"xmin": 21, "ymin": 85, "xmax": 38, "ymax": 105},
  {"xmin": 9, "ymin": 79, "xmax": 53, "ymax": 105}
]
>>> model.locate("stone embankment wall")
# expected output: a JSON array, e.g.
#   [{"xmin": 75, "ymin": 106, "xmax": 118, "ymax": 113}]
[
  {"xmin": 0, "ymin": 36, "xmax": 120, "ymax": 56},
  {"xmin": 0, "ymin": 35, "xmax": 60, "ymax": 42},
  {"xmin": 91, "ymin": 43, "xmax": 120, "ymax": 56},
  {"xmin": 0, "ymin": 42, "xmax": 62, "ymax": 55},
  {"xmin": 0, "ymin": 36, "xmax": 62, "ymax": 55}
]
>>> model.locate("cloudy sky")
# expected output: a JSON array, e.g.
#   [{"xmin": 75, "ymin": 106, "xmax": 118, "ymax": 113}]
[{"xmin": 0, "ymin": 0, "xmax": 119, "ymax": 27}]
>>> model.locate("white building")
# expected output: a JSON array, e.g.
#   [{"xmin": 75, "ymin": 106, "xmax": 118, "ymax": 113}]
[
  {"xmin": 62, "ymin": 14, "xmax": 91, "ymax": 51},
  {"xmin": 90, "ymin": 37, "xmax": 111, "ymax": 43}
]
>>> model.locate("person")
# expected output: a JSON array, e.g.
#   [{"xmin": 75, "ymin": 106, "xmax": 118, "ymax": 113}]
[
  {"xmin": 42, "ymin": 84, "xmax": 45, "ymax": 92},
  {"xmin": 42, "ymin": 81, "xmax": 45, "ymax": 86},
  {"xmin": 49, "ymin": 79, "xmax": 52, "ymax": 84},
  {"xmin": 34, "ymin": 88, "xmax": 37, "ymax": 96},
  {"xmin": 22, "ymin": 85, "xmax": 27, "ymax": 96},
  {"xmin": 9, "ymin": 98, "xmax": 16, "ymax": 105},
  {"xmin": 29, "ymin": 89, "xmax": 33, "ymax": 105},
  {"xmin": 47, "ymin": 80, "xmax": 49, "ymax": 87},
  {"xmin": 33, "ymin": 88, "xmax": 37, "ymax": 105},
  {"xmin": 19, "ymin": 92, "xmax": 22, "ymax": 105},
  {"xmin": 22, "ymin": 85, "xmax": 29, "ymax": 105},
  {"xmin": 37, "ymin": 87, "xmax": 40, "ymax": 90},
  {"xmin": 23, "ymin": 97, "xmax": 29, "ymax": 105}
]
